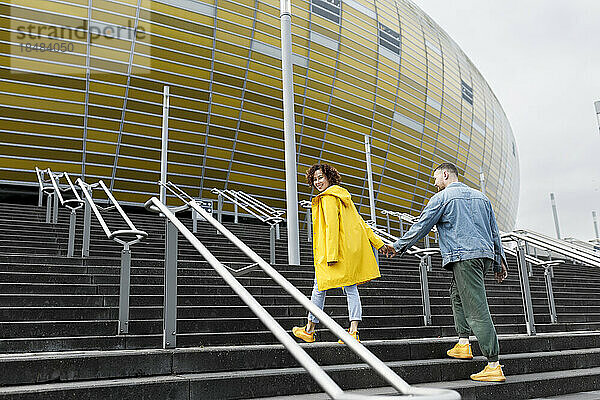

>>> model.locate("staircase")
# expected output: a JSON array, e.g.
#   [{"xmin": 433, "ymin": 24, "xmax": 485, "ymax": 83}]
[{"xmin": 0, "ymin": 201, "xmax": 599, "ymax": 399}]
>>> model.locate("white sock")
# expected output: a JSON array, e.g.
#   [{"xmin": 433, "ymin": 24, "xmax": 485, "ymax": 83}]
[
  {"xmin": 458, "ymin": 338, "xmax": 469, "ymax": 345},
  {"xmin": 488, "ymin": 361, "xmax": 500, "ymax": 369}
]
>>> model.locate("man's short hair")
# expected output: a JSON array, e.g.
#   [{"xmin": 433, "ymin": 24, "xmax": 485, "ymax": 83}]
[{"xmin": 434, "ymin": 162, "xmax": 459, "ymax": 177}]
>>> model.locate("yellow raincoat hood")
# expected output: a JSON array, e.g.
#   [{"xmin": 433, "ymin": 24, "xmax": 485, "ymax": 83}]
[{"xmin": 311, "ymin": 185, "xmax": 384, "ymax": 291}]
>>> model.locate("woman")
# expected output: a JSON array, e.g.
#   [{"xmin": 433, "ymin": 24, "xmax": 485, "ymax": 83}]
[{"xmin": 292, "ymin": 163, "xmax": 387, "ymax": 343}]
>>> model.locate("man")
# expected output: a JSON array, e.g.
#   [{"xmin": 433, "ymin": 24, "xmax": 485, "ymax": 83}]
[{"xmin": 384, "ymin": 162, "xmax": 509, "ymax": 382}]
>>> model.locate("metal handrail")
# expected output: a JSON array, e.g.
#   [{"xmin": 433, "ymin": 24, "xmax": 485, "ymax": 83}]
[
  {"xmin": 504, "ymin": 230, "xmax": 600, "ymax": 268},
  {"xmin": 367, "ymin": 221, "xmax": 439, "ymax": 326},
  {"xmin": 144, "ymin": 185, "xmax": 459, "ymax": 400},
  {"xmin": 211, "ymin": 187, "xmax": 284, "ymax": 226},
  {"xmin": 211, "ymin": 187, "xmax": 284, "ymax": 264},
  {"xmin": 299, "ymin": 200, "xmax": 312, "ymax": 242},
  {"xmin": 502, "ymin": 243, "xmax": 564, "ymax": 325},
  {"xmin": 46, "ymin": 170, "xmax": 84, "ymax": 211},
  {"xmin": 563, "ymin": 237, "xmax": 600, "ymax": 253},
  {"xmin": 35, "ymin": 167, "xmax": 58, "ymax": 224},
  {"xmin": 34, "ymin": 168, "xmax": 85, "ymax": 257},
  {"xmin": 76, "ymin": 178, "xmax": 148, "ymax": 335}
]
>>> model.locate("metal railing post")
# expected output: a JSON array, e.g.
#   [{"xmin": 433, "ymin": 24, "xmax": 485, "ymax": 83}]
[
  {"xmin": 82, "ymin": 197, "xmax": 91, "ymax": 258},
  {"xmin": 424, "ymin": 235, "xmax": 432, "ymax": 272},
  {"xmin": 67, "ymin": 209, "xmax": 76, "ymax": 257},
  {"xmin": 276, "ymin": 223, "xmax": 281, "ymax": 240},
  {"xmin": 52, "ymin": 192, "xmax": 59, "ymax": 224},
  {"xmin": 118, "ymin": 244, "xmax": 132, "ymax": 334},
  {"xmin": 45, "ymin": 192, "xmax": 52, "ymax": 223},
  {"xmin": 385, "ymin": 213, "xmax": 390, "ymax": 233},
  {"xmin": 270, "ymin": 225, "xmax": 276, "ymax": 264},
  {"xmin": 38, "ymin": 185, "xmax": 43, "ymax": 207},
  {"xmin": 419, "ymin": 257, "xmax": 432, "ymax": 326},
  {"xmin": 234, "ymin": 194, "xmax": 239, "ymax": 224},
  {"xmin": 217, "ymin": 193, "xmax": 223, "ymax": 223},
  {"xmin": 516, "ymin": 240, "xmax": 536, "ymax": 335},
  {"xmin": 192, "ymin": 207, "xmax": 198, "ymax": 233},
  {"xmin": 399, "ymin": 218, "xmax": 404, "ymax": 236},
  {"xmin": 544, "ymin": 267, "xmax": 558, "ymax": 324},
  {"xmin": 164, "ymin": 219, "xmax": 178, "ymax": 348}
]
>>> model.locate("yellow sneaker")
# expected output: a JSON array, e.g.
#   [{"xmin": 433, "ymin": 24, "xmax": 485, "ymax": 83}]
[
  {"xmin": 338, "ymin": 331, "xmax": 359, "ymax": 344},
  {"xmin": 446, "ymin": 343, "xmax": 473, "ymax": 359},
  {"xmin": 292, "ymin": 325, "xmax": 315, "ymax": 343},
  {"xmin": 470, "ymin": 364, "xmax": 506, "ymax": 382}
]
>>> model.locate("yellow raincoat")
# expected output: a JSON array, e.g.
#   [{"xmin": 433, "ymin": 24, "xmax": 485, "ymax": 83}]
[{"xmin": 311, "ymin": 185, "xmax": 384, "ymax": 291}]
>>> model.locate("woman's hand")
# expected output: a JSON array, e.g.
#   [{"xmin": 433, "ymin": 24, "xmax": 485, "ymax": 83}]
[{"xmin": 379, "ymin": 244, "xmax": 396, "ymax": 258}]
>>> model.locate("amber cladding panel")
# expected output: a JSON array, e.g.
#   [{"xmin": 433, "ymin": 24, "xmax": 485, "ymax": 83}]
[{"xmin": 0, "ymin": 0, "xmax": 518, "ymax": 231}]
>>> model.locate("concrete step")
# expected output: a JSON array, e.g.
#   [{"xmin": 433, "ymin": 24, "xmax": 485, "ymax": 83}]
[{"xmin": 2, "ymin": 333, "xmax": 600, "ymax": 399}]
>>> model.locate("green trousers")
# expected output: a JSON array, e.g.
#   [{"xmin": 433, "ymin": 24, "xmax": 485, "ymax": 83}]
[{"xmin": 449, "ymin": 258, "xmax": 500, "ymax": 362}]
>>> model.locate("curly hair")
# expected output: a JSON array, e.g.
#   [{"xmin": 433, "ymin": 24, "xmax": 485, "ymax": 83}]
[{"xmin": 305, "ymin": 163, "xmax": 341, "ymax": 189}]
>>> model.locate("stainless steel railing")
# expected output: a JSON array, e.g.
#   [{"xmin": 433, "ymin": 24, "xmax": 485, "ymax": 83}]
[
  {"xmin": 299, "ymin": 199, "xmax": 312, "ymax": 242},
  {"xmin": 211, "ymin": 188, "xmax": 285, "ymax": 264},
  {"xmin": 35, "ymin": 168, "xmax": 84, "ymax": 257},
  {"xmin": 76, "ymin": 178, "xmax": 148, "ymax": 334},
  {"xmin": 144, "ymin": 183, "xmax": 459, "ymax": 400},
  {"xmin": 367, "ymin": 221, "xmax": 440, "ymax": 326},
  {"xmin": 502, "ymin": 240, "xmax": 564, "ymax": 327},
  {"xmin": 512, "ymin": 229, "xmax": 600, "ymax": 268}
]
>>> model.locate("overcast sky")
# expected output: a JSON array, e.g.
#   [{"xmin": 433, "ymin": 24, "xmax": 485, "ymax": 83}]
[{"xmin": 410, "ymin": 0, "xmax": 600, "ymax": 240}]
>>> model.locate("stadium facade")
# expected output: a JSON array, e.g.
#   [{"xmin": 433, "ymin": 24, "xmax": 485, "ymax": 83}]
[{"xmin": 1, "ymin": 0, "xmax": 519, "ymax": 231}]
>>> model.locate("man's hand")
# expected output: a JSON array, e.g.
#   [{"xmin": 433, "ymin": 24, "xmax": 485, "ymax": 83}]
[
  {"xmin": 380, "ymin": 244, "xmax": 397, "ymax": 258},
  {"xmin": 495, "ymin": 261, "xmax": 508, "ymax": 283}
]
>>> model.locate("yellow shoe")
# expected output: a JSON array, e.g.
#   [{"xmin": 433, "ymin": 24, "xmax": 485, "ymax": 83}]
[
  {"xmin": 292, "ymin": 325, "xmax": 315, "ymax": 343},
  {"xmin": 470, "ymin": 365, "xmax": 506, "ymax": 382},
  {"xmin": 338, "ymin": 331, "xmax": 359, "ymax": 344},
  {"xmin": 446, "ymin": 343, "xmax": 473, "ymax": 359}
]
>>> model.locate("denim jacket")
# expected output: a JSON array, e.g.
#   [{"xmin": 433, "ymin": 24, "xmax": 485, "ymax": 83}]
[{"xmin": 392, "ymin": 182, "xmax": 507, "ymax": 272}]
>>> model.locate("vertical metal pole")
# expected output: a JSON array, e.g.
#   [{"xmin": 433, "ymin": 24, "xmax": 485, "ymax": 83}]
[
  {"xmin": 306, "ymin": 208, "xmax": 312, "ymax": 242},
  {"xmin": 385, "ymin": 213, "xmax": 390, "ymax": 234},
  {"xmin": 38, "ymin": 186, "xmax": 43, "ymax": 207},
  {"xmin": 67, "ymin": 209, "xmax": 76, "ymax": 257},
  {"xmin": 419, "ymin": 258, "xmax": 432, "ymax": 326},
  {"xmin": 164, "ymin": 220, "xmax": 178, "ymax": 348},
  {"xmin": 593, "ymin": 211, "xmax": 599, "ymax": 240},
  {"xmin": 525, "ymin": 243, "xmax": 533, "ymax": 277},
  {"xmin": 192, "ymin": 208, "xmax": 198, "ymax": 233},
  {"xmin": 46, "ymin": 193, "xmax": 52, "ymax": 223},
  {"xmin": 234, "ymin": 202, "xmax": 239, "ymax": 224},
  {"xmin": 280, "ymin": 0, "xmax": 300, "ymax": 266},
  {"xmin": 516, "ymin": 241, "xmax": 536, "ymax": 335},
  {"xmin": 160, "ymin": 85, "xmax": 170, "ymax": 204},
  {"xmin": 544, "ymin": 267, "xmax": 558, "ymax": 324},
  {"xmin": 424, "ymin": 235, "xmax": 432, "ymax": 272},
  {"xmin": 364, "ymin": 136, "xmax": 377, "ymax": 224},
  {"xmin": 118, "ymin": 245, "xmax": 132, "ymax": 334},
  {"xmin": 52, "ymin": 192, "xmax": 59, "ymax": 224},
  {"xmin": 276, "ymin": 223, "xmax": 281, "ymax": 240},
  {"xmin": 550, "ymin": 193, "xmax": 561, "ymax": 240},
  {"xmin": 217, "ymin": 194, "xmax": 223, "ymax": 223},
  {"xmin": 82, "ymin": 196, "xmax": 91, "ymax": 258},
  {"xmin": 399, "ymin": 218, "xmax": 404, "ymax": 236},
  {"xmin": 270, "ymin": 225, "xmax": 276, "ymax": 265}
]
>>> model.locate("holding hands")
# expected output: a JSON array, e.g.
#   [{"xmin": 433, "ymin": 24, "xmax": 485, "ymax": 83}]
[{"xmin": 379, "ymin": 244, "xmax": 397, "ymax": 258}]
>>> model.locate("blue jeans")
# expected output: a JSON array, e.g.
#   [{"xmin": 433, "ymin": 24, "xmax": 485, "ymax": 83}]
[{"xmin": 307, "ymin": 280, "xmax": 362, "ymax": 323}]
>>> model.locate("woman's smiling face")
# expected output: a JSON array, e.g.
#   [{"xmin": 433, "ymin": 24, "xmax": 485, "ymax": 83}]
[{"xmin": 313, "ymin": 169, "xmax": 330, "ymax": 192}]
